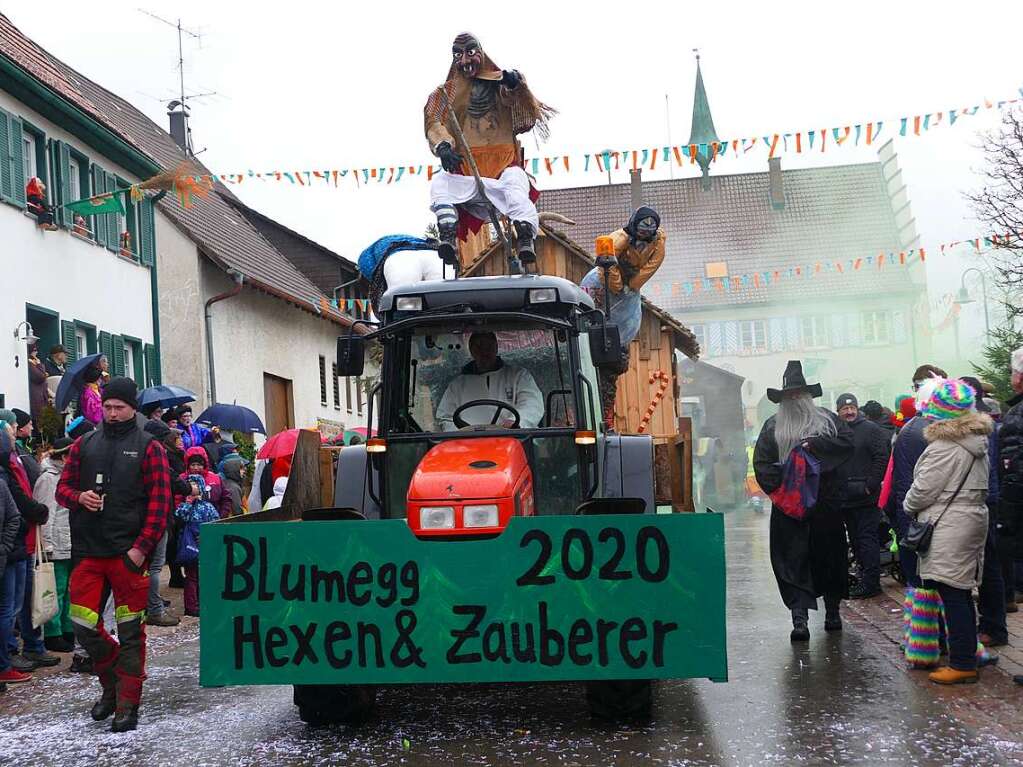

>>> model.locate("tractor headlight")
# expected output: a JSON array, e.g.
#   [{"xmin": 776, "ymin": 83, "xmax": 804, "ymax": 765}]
[
  {"xmin": 529, "ymin": 288, "xmax": 557, "ymax": 304},
  {"xmin": 419, "ymin": 506, "xmax": 455, "ymax": 529},
  {"xmin": 395, "ymin": 296, "xmax": 423, "ymax": 311},
  {"xmin": 463, "ymin": 504, "xmax": 499, "ymax": 528}
]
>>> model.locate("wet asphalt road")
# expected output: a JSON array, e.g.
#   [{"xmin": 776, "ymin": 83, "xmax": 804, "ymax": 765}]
[{"xmin": 2, "ymin": 507, "xmax": 1021, "ymax": 766}]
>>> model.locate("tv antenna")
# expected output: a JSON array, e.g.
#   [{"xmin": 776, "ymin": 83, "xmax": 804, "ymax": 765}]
[{"xmin": 137, "ymin": 10, "xmax": 207, "ymax": 111}]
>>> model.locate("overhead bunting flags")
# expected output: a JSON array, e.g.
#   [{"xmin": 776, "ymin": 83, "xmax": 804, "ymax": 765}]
[
  {"xmin": 174, "ymin": 88, "xmax": 1020, "ymax": 194},
  {"xmin": 636, "ymin": 230, "xmax": 1018, "ymax": 302}
]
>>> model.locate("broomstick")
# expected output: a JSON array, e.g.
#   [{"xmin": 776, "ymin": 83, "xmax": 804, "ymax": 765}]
[{"xmin": 436, "ymin": 89, "xmax": 523, "ymax": 276}]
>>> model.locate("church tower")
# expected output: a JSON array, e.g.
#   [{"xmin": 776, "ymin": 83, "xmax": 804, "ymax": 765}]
[{"xmin": 687, "ymin": 52, "xmax": 719, "ymax": 190}]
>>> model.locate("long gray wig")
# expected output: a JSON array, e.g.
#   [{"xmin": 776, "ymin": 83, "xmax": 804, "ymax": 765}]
[{"xmin": 775, "ymin": 393, "xmax": 836, "ymax": 461}]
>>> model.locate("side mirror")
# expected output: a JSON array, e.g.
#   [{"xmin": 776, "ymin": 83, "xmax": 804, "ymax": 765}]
[
  {"xmin": 588, "ymin": 323, "xmax": 622, "ymax": 368},
  {"xmin": 336, "ymin": 334, "xmax": 365, "ymax": 377}
]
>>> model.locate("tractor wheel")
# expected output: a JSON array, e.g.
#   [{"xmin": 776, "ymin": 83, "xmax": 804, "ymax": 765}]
[
  {"xmin": 584, "ymin": 679, "xmax": 653, "ymax": 720},
  {"xmin": 293, "ymin": 684, "xmax": 378, "ymax": 726}
]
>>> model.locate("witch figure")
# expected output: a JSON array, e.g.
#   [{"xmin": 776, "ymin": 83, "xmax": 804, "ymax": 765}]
[
  {"xmin": 424, "ymin": 33, "xmax": 555, "ymax": 268},
  {"xmin": 753, "ymin": 360, "xmax": 854, "ymax": 641}
]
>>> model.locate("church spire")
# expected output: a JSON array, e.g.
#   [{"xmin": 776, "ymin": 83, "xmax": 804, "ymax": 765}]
[{"xmin": 687, "ymin": 51, "xmax": 719, "ymax": 188}]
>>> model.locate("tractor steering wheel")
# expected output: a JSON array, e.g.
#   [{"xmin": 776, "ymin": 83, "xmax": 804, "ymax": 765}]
[{"xmin": 452, "ymin": 399, "xmax": 521, "ymax": 429}]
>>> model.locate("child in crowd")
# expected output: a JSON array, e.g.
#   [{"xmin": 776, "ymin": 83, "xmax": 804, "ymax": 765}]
[{"xmin": 174, "ymin": 474, "xmax": 220, "ymax": 617}]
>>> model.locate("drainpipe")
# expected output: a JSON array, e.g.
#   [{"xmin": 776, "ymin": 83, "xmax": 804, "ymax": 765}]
[
  {"xmin": 149, "ymin": 190, "xmax": 168, "ymax": 385},
  {"xmin": 205, "ymin": 270, "xmax": 244, "ymax": 404}
]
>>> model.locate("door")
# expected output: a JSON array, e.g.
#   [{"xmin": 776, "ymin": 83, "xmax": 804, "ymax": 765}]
[{"xmin": 263, "ymin": 373, "xmax": 294, "ymax": 436}]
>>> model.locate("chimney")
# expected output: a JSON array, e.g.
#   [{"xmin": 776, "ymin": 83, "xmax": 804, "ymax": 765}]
[
  {"xmin": 767, "ymin": 157, "xmax": 784, "ymax": 210},
  {"xmin": 630, "ymin": 168, "xmax": 643, "ymax": 210},
  {"xmin": 167, "ymin": 101, "xmax": 192, "ymax": 154}
]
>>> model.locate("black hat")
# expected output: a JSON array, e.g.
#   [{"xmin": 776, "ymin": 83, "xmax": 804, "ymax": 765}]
[
  {"xmin": 161, "ymin": 407, "xmax": 179, "ymax": 424},
  {"xmin": 49, "ymin": 344, "xmax": 66, "ymax": 356},
  {"xmin": 177, "ymin": 404, "xmax": 193, "ymax": 415},
  {"xmin": 140, "ymin": 402, "xmax": 163, "ymax": 418},
  {"xmin": 12, "ymin": 408, "xmax": 31, "ymax": 428},
  {"xmin": 102, "ymin": 376, "xmax": 138, "ymax": 409},
  {"xmin": 144, "ymin": 419, "xmax": 171, "ymax": 439},
  {"xmin": 50, "ymin": 437, "xmax": 73, "ymax": 455},
  {"xmin": 767, "ymin": 360, "xmax": 823, "ymax": 404},
  {"xmin": 836, "ymin": 393, "xmax": 858, "ymax": 410}
]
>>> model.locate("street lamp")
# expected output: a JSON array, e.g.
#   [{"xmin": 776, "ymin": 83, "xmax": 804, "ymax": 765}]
[{"xmin": 955, "ymin": 267, "xmax": 990, "ymax": 335}]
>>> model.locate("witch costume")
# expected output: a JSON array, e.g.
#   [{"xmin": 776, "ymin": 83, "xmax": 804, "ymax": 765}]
[
  {"xmin": 425, "ymin": 33, "xmax": 555, "ymax": 266},
  {"xmin": 753, "ymin": 361, "xmax": 853, "ymax": 638}
]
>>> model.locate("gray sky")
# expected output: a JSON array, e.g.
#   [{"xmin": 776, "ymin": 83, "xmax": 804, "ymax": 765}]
[{"xmin": 9, "ymin": 0, "xmax": 1023, "ymax": 312}]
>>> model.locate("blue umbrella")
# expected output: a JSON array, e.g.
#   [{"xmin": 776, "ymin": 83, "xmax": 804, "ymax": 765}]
[
  {"xmin": 54, "ymin": 353, "xmax": 103, "ymax": 412},
  {"xmin": 138, "ymin": 385, "xmax": 196, "ymax": 410},
  {"xmin": 195, "ymin": 403, "xmax": 266, "ymax": 435}
]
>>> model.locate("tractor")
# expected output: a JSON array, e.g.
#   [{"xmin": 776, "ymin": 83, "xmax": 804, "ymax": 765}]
[{"xmin": 198, "ymin": 268, "xmax": 727, "ymax": 725}]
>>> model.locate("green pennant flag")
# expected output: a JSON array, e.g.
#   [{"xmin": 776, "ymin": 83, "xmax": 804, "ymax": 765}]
[{"xmin": 64, "ymin": 191, "xmax": 125, "ymax": 216}]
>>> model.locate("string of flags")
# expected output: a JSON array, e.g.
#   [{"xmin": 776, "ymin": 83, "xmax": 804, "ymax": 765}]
[
  {"xmin": 164, "ymin": 87, "xmax": 1023, "ymax": 191},
  {"xmin": 58, "ymin": 87, "xmax": 1022, "ymax": 211},
  {"xmin": 637, "ymin": 232, "xmax": 1018, "ymax": 302}
]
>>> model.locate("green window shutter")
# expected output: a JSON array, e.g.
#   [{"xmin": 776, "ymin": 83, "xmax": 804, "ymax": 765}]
[
  {"xmin": 9, "ymin": 117, "xmax": 25, "ymax": 208},
  {"xmin": 57, "ymin": 141, "xmax": 72, "ymax": 228},
  {"xmin": 104, "ymin": 171, "xmax": 118, "ymax": 252},
  {"xmin": 139, "ymin": 197, "xmax": 155, "ymax": 266},
  {"xmin": 0, "ymin": 109, "xmax": 10, "ymax": 200},
  {"xmin": 111, "ymin": 335, "xmax": 125, "ymax": 376},
  {"xmin": 61, "ymin": 320, "xmax": 78, "ymax": 362},
  {"xmin": 144, "ymin": 343, "xmax": 161, "ymax": 386},
  {"xmin": 91, "ymin": 164, "xmax": 106, "ymax": 245},
  {"xmin": 99, "ymin": 331, "xmax": 113, "ymax": 364}
]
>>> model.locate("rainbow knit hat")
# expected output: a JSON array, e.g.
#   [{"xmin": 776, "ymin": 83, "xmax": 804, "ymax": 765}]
[{"xmin": 922, "ymin": 378, "xmax": 975, "ymax": 420}]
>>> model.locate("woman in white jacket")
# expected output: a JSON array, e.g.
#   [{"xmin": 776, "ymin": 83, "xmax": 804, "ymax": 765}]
[
  {"xmin": 33, "ymin": 438, "xmax": 74, "ymax": 653},
  {"xmin": 904, "ymin": 380, "xmax": 992, "ymax": 685}
]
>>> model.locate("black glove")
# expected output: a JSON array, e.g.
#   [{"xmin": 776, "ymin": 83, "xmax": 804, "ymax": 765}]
[
  {"xmin": 436, "ymin": 141, "xmax": 464, "ymax": 173},
  {"xmin": 500, "ymin": 69, "xmax": 521, "ymax": 89}
]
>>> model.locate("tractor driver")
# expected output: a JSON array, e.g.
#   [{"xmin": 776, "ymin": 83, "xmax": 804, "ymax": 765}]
[{"xmin": 436, "ymin": 332, "xmax": 543, "ymax": 431}]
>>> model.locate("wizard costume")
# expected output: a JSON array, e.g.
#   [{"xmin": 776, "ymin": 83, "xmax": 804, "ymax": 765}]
[{"xmin": 753, "ymin": 362, "xmax": 854, "ymax": 621}]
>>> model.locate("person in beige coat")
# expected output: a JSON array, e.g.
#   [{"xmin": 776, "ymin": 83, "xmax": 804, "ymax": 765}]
[{"xmin": 904, "ymin": 379, "xmax": 992, "ymax": 685}]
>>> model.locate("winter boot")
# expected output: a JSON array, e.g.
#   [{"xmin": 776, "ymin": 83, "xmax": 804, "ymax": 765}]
[
  {"xmin": 91, "ymin": 676, "xmax": 117, "ymax": 721},
  {"xmin": 111, "ymin": 705, "xmax": 139, "ymax": 733},
  {"xmin": 148, "ymin": 610, "xmax": 181, "ymax": 627},
  {"xmin": 790, "ymin": 609, "xmax": 810, "ymax": 642},
  {"xmin": 69, "ymin": 652, "xmax": 94, "ymax": 674},
  {"xmin": 22, "ymin": 649, "xmax": 60, "ymax": 667},
  {"xmin": 905, "ymin": 587, "xmax": 942, "ymax": 669},
  {"xmin": 432, "ymin": 205, "xmax": 460, "ymax": 270},
  {"xmin": 928, "ymin": 667, "xmax": 978, "ymax": 685},
  {"xmin": 824, "ymin": 595, "xmax": 842, "ymax": 632},
  {"xmin": 513, "ymin": 221, "xmax": 536, "ymax": 264}
]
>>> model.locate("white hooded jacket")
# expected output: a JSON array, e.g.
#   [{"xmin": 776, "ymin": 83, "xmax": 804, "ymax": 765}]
[{"xmin": 436, "ymin": 359, "xmax": 544, "ymax": 431}]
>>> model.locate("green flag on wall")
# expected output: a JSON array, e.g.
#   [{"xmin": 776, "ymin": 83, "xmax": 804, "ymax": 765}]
[{"xmin": 64, "ymin": 191, "xmax": 125, "ymax": 216}]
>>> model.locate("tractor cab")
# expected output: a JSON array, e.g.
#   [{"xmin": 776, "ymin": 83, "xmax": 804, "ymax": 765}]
[{"xmin": 335, "ymin": 273, "xmax": 655, "ymax": 534}]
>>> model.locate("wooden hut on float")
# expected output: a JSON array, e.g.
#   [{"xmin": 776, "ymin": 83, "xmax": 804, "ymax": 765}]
[{"xmin": 458, "ymin": 224, "xmax": 701, "ymax": 509}]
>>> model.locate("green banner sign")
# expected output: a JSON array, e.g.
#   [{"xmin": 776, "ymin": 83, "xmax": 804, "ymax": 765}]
[{"xmin": 199, "ymin": 514, "xmax": 727, "ymax": 686}]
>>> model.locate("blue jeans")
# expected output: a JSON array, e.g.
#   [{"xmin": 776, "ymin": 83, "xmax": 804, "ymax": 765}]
[
  {"xmin": 16, "ymin": 558, "xmax": 44, "ymax": 654},
  {"xmin": 928, "ymin": 581, "xmax": 978, "ymax": 671},
  {"xmin": 0, "ymin": 561, "xmax": 19, "ymax": 671}
]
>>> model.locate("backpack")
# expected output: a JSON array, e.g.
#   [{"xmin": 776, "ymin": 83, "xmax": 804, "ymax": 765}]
[{"xmin": 176, "ymin": 519, "xmax": 201, "ymax": 566}]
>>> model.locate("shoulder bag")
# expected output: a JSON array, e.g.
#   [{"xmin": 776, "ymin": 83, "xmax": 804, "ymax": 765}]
[
  {"xmin": 31, "ymin": 525, "xmax": 59, "ymax": 628},
  {"xmin": 899, "ymin": 454, "xmax": 977, "ymax": 555}
]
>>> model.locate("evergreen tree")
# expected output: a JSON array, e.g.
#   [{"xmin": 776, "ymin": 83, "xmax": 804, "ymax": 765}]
[{"xmin": 972, "ymin": 321, "xmax": 1023, "ymax": 404}]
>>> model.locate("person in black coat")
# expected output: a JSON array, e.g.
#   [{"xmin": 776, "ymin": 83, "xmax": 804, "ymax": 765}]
[
  {"xmin": 754, "ymin": 362, "xmax": 854, "ymax": 641},
  {"xmin": 834, "ymin": 394, "xmax": 891, "ymax": 598}
]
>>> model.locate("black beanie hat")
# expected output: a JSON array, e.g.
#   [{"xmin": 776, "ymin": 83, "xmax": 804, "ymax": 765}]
[
  {"xmin": 836, "ymin": 393, "xmax": 858, "ymax": 410},
  {"xmin": 12, "ymin": 408, "xmax": 31, "ymax": 428},
  {"xmin": 102, "ymin": 376, "xmax": 138, "ymax": 409},
  {"xmin": 161, "ymin": 407, "xmax": 179, "ymax": 424}
]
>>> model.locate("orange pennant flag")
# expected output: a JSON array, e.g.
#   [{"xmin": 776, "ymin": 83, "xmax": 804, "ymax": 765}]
[
  {"xmin": 795, "ymin": 133, "xmax": 802, "ymax": 153},
  {"xmin": 768, "ymin": 135, "xmax": 779, "ymax": 159},
  {"xmin": 673, "ymin": 147, "xmax": 683, "ymax": 166}
]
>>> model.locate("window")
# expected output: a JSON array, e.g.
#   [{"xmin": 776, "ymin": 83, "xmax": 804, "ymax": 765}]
[
  {"xmin": 22, "ymin": 132, "xmax": 36, "ymax": 182},
  {"xmin": 739, "ymin": 319, "xmax": 767, "ymax": 354},
  {"xmin": 800, "ymin": 316, "xmax": 830, "ymax": 349},
  {"xmin": 68, "ymin": 159, "xmax": 80, "ymax": 199},
  {"xmin": 75, "ymin": 328, "xmax": 87, "ymax": 359},
  {"xmin": 356, "ymin": 376, "xmax": 364, "ymax": 416},
  {"xmin": 318, "ymin": 355, "xmax": 327, "ymax": 405},
  {"xmin": 122, "ymin": 338, "xmax": 144, "ymax": 384},
  {"xmin": 332, "ymin": 363, "xmax": 341, "ymax": 410},
  {"xmin": 123, "ymin": 342, "xmax": 135, "ymax": 382},
  {"xmin": 862, "ymin": 311, "xmax": 890, "ymax": 345},
  {"xmin": 345, "ymin": 374, "xmax": 353, "ymax": 415}
]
